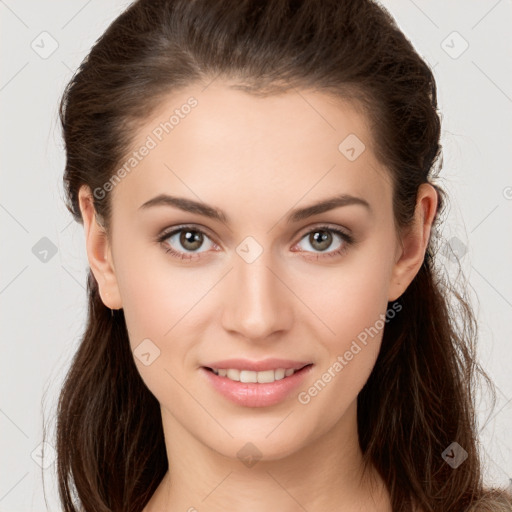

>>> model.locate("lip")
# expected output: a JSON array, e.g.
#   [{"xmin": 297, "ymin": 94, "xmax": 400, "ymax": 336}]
[
  {"xmin": 202, "ymin": 358, "xmax": 312, "ymax": 372},
  {"xmin": 200, "ymin": 363, "xmax": 314, "ymax": 408}
]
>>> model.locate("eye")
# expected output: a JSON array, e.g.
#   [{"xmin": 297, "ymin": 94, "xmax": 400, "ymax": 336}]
[
  {"xmin": 157, "ymin": 225, "xmax": 217, "ymax": 261},
  {"xmin": 292, "ymin": 225, "xmax": 354, "ymax": 260}
]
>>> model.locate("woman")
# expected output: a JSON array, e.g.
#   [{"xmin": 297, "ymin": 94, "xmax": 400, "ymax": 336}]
[{"xmin": 49, "ymin": 0, "xmax": 512, "ymax": 510}]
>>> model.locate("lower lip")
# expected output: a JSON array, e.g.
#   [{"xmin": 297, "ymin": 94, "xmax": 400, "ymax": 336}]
[{"xmin": 201, "ymin": 365, "xmax": 313, "ymax": 408}]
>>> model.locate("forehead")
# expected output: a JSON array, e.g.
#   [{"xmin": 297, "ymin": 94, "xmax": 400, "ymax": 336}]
[{"xmin": 110, "ymin": 81, "xmax": 392, "ymax": 223}]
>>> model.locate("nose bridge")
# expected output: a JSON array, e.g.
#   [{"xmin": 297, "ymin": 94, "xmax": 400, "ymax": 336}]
[{"xmin": 221, "ymin": 239, "xmax": 293, "ymax": 340}]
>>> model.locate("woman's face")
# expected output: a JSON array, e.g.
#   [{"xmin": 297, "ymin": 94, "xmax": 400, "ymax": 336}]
[{"xmin": 85, "ymin": 81, "xmax": 421, "ymax": 462}]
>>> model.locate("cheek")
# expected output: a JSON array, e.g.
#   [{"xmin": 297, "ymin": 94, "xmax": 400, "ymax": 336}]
[
  {"xmin": 296, "ymin": 242, "xmax": 394, "ymax": 388},
  {"xmin": 312, "ymin": 281, "xmax": 387, "ymax": 387},
  {"xmin": 294, "ymin": 270, "xmax": 391, "ymax": 425},
  {"xmin": 113, "ymin": 248, "xmax": 204, "ymax": 404},
  {"xmin": 113, "ymin": 245, "xmax": 221, "ymax": 401},
  {"xmin": 113, "ymin": 239, "xmax": 209, "ymax": 338},
  {"xmin": 301, "ymin": 250, "xmax": 394, "ymax": 340}
]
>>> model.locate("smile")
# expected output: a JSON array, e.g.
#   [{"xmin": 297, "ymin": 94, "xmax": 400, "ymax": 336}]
[
  {"xmin": 201, "ymin": 364, "xmax": 314, "ymax": 407},
  {"xmin": 207, "ymin": 367, "xmax": 303, "ymax": 383}
]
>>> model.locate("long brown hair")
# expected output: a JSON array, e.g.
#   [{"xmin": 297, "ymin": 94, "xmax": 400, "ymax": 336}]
[{"xmin": 48, "ymin": 0, "xmax": 512, "ymax": 510}]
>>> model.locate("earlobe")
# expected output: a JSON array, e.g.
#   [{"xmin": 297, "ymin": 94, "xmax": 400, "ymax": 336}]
[
  {"xmin": 78, "ymin": 185, "xmax": 122, "ymax": 310},
  {"xmin": 388, "ymin": 183, "xmax": 438, "ymax": 302}
]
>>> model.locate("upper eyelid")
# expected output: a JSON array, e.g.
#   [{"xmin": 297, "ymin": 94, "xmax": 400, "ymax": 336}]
[{"xmin": 158, "ymin": 224, "xmax": 218, "ymax": 245}]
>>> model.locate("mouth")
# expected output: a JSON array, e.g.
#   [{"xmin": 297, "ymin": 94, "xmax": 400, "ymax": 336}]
[
  {"xmin": 201, "ymin": 363, "xmax": 314, "ymax": 407},
  {"xmin": 202, "ymin": 363, "xmax": 313, "ymax": 384}
]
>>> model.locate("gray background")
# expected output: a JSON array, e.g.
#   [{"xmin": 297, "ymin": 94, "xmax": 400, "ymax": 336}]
[{"xmin": 1, "ymin": 0, "xmax": 511, "ymax": 510}]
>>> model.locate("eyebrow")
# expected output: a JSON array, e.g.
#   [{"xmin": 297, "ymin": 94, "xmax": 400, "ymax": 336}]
[{"xmin": 138, "ymin": 193, "xmax": 372, "ymax": 224}]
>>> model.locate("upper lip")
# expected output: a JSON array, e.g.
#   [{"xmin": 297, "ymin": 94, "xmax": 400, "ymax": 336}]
[{"xmin": 203, "ymin": 358, "xmax": 312, "ymax": 372}]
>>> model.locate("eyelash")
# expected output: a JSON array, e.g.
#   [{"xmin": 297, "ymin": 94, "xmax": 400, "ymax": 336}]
[{"xmin": 156, "ymin": 224, "xmax": 354, "ymax": 262}]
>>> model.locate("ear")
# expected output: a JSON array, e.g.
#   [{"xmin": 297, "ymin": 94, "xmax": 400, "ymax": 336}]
[
  {"xmin": 78, "ymin": 185, "xmax": 122, "ymax": 310},
  {"xmin": 388, "ymin": 183, "xmax": 438, "ymax": 302}
]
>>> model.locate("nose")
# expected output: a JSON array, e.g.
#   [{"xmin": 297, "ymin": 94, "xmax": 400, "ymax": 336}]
[{"xmin": 220, "ymin": 248, "xmax": 294, "ymax": 342}]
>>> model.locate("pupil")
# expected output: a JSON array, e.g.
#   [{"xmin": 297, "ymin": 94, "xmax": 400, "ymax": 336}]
[{"xmin": 181, "ymin": 230, "xmax": 202, "ymax": 250}]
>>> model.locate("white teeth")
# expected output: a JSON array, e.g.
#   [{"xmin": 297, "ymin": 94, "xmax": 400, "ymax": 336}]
[
  {"xmin": 274, "ymin": 368, "xmax": 286, "ymax": 380},
  {"xmin": 211, "ymin": 367, "xmax": 298, "ymax": 383},
  {"xmin": 240, "ymin": 370, "xmax": 257, "ymax": 383},
  {"xmin": 226, "ymin": 369, "xmax": 240, "ymax": 381}
]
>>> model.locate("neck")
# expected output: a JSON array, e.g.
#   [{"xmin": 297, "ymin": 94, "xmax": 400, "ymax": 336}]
[{"xmin": 145, "ymin": 399, "xmax": 392, "ymax": 511}]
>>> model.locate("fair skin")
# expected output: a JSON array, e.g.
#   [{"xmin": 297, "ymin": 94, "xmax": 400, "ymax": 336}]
[{"xmin": 79, "ymin": 81, "xmax": 437, "ymax": 511}]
